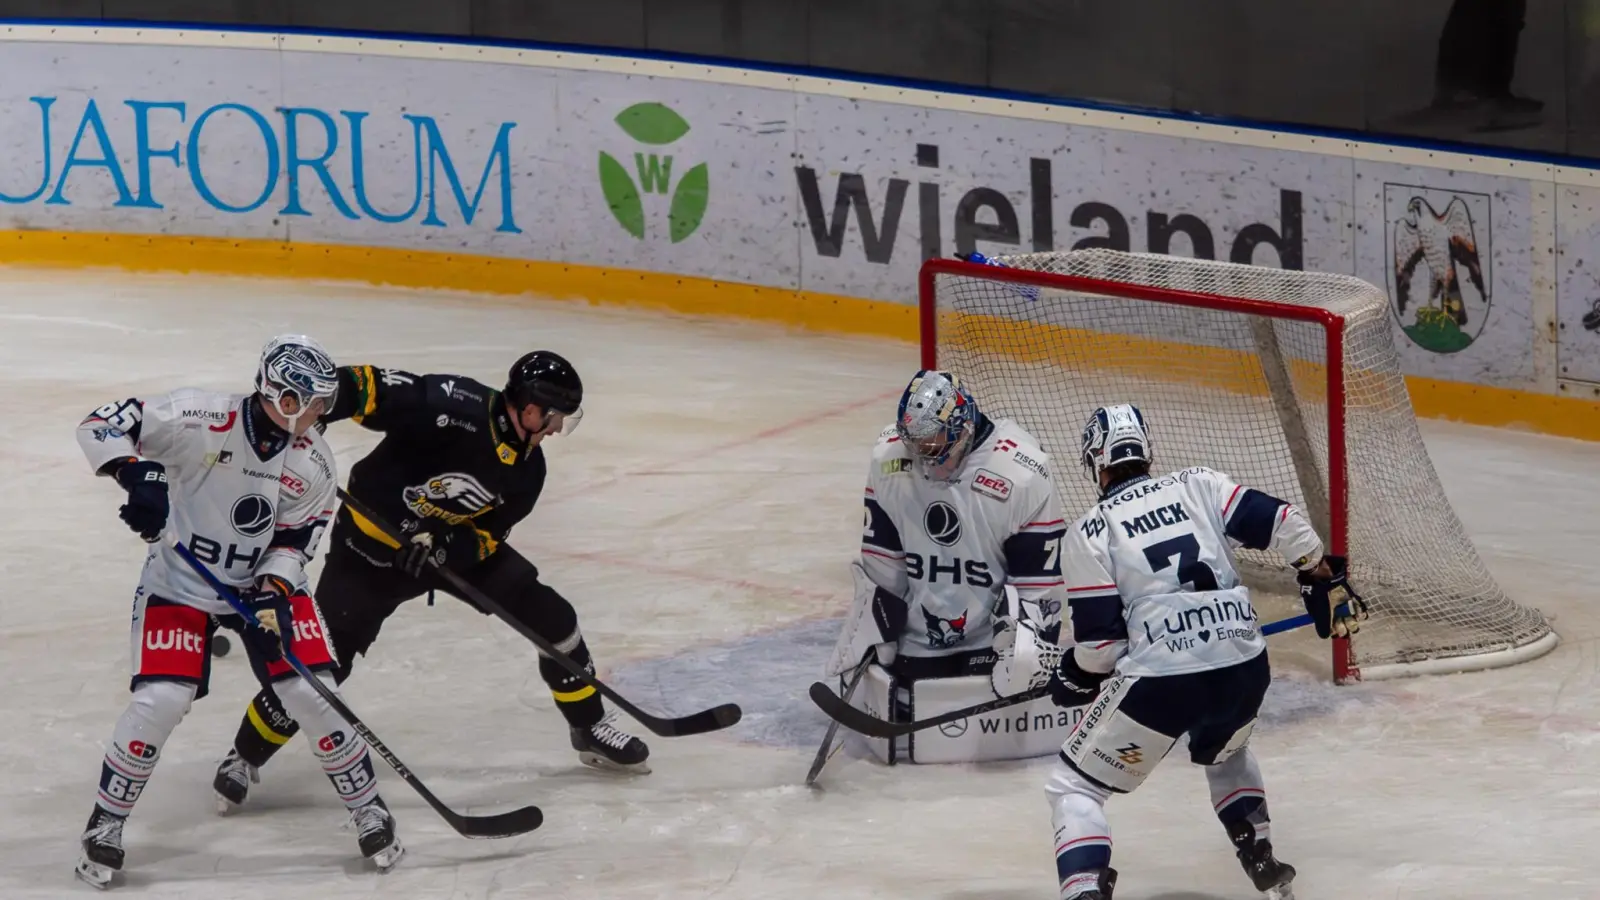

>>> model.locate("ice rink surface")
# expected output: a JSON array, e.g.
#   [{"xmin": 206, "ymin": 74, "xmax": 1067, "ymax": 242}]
[{"xmin": 1, "ymin": 269, "xmax": 1597, "ymax": 899}]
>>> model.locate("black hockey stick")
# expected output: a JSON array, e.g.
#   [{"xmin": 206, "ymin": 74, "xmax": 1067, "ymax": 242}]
[
  {"xmin": 804, "ymin": 656, "xmax": 870, "ymax": 787},
  {"xmin": 171, "ymin": 538, "xmax": 543, "ymax": 839},
  {"xmin": 336, "ymin": 488, "xmax": 742, "ymax": 738},
  {"xmin": 810, "ymin": 612, "xmax": 1312, "ymax": 740}
]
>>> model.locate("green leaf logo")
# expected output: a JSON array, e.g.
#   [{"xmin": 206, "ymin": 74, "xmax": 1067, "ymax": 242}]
[
  {"xmin": 669, "ymin": 163, "xmax": 709, "ymax": 243},
  {"xmin": 615, "ymin": 102, "xmax": 691, "ymax": 145},
  {"xmin": 598, "ymin": 151, "xmax": 644, "ymax": 239},
  {"xmin": 598, "ymin": 102, "xmax": 709, "ymax": 242}
]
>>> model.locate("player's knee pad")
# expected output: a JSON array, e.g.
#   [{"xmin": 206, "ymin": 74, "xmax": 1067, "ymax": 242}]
[
  {"xmin": 270, "ymin": 671, "xmax": 342, "ymax": 732},
  {"xmin": 1060, "ymin": 676, "xmax": 1178, "ymax": 794},
  {"xmin": 124, "ymin": 679, "xmax": 197, "ymax": 741}
]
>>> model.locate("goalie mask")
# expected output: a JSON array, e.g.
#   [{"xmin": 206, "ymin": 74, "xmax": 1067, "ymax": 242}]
[
  {"xmin": 255, "ymin": 334, "xmax": 338, "ymax": 431},
  {"xmin": 896, "ymin": 370, "xmax": 979, "ymax": 481},
  {"xmin": 1080, "ymin": 403, "xmax": 1152, "ymax": 483}
]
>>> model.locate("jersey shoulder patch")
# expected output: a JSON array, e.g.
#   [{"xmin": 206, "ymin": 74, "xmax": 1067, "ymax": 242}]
[
  {"xmin": 283, "ymin": 428, "xmax": 337, "ymax": 497},
  {"xmin": 163, "ymin": 388, "xmax": 241, "ymax": 428},
  {"xmin": 872, "ymin": 424, "xmax": 913, "ymax": 475},
  {"xmin": 980, "ymin": 419, "xmax": 1055, "ymax": 485},
  {"xmin": 422, "ymin": 374, "xmax": 493, "ymax": 431},
  {"xmin": 1074, "ymin": 506, "xmax": 1111, "ymax": 544}
]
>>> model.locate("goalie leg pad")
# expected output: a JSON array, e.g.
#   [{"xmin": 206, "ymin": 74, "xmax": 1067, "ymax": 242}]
[{"xmin": 825, "ymin": 561, "xmax": 905, "ymax": 677}]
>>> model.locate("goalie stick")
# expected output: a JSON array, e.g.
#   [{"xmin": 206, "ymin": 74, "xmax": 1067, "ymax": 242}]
[
  {"xmin": 170, "ymin": 538, "xmax": 543, "ymax": 839},
  {"xmin": 804, "ymin": 656, "xmax": 871, "ymax": 787},
  {"xmin": 336, "ymin": 488, "xmax": 743, "ymax": 738},
  {"xmin": 809, "ymin": 612, "xmax": 1313, "ymax": 740}
]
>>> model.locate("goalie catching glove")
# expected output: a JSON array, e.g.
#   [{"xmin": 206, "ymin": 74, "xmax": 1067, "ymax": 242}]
[{"xmin": 1296, "ymin": 554, "xmax": 1369, "ymax": 639}]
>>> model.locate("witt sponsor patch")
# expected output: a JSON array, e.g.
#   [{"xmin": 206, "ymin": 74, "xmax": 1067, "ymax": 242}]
[{"xmin": 971, "ymin": 468, "xmax": 1012, "ymax": 500}]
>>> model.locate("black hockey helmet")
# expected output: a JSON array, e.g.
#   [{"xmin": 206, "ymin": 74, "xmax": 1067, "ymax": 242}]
[{"xmin": 505, "ymin": 350, "xmax": 582, "ymax": 414}]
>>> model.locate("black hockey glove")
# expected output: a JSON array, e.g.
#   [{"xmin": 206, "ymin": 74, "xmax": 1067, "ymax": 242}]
[
  {"xmin": 1297, "ymin": 555, "xmax": 1369, "ymax": 639},
  {"xmin": 395, "ymin": 520, "xmax": 490, "ymax": 578},
  {"xmin": 237, "ymin": 586, "xmax": 293, "ymax": 663},
  {"xmin": 113, "ymin": 459, "xmax": 169, "ymax": 543},
  {"xmin": 1048, "ymin": 650, "xmax": 1110, "ymax": 708}
]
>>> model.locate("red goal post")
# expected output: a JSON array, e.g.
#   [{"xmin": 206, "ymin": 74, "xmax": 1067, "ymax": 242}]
[{"xmin": 918, "ymin": 249, "xmax": 1556, "ymax": 682}]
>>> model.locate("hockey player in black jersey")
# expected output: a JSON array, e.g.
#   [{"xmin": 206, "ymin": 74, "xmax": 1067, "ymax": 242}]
[{"xmin": 213, "ymin": 350, "xmax": 649, "ymax": 812}]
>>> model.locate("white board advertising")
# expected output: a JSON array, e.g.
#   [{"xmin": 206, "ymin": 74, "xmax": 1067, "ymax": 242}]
[{"xmin": 0, "ymin": 27, "xmax": 1590, "ymax": 396}]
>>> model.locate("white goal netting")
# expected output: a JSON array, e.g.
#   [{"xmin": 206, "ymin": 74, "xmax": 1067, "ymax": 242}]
[{"xmin": 925, "ymin": 249, "xmax": 1555, "ymax": 680}]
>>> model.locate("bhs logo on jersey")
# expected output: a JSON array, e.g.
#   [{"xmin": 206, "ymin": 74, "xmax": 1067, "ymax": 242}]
[
  {"xmin": 922, "ymin": 607, "xmax": 968, "ymax": 648},
  {"xmin": 231, "ymin": 495, "xmax": 274, "ymax": 537},
  {"xmin": 924, "ymin": 501, "xmax": 962, "ymax": 546}
]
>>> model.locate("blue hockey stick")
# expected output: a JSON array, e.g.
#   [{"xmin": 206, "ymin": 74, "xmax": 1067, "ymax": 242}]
[
  {"xmin": 169, "ymin": 537, "xmax": 542, "ymax": 838},
  {"xmin": 808, "ymin": 611, "xmax": 1313, "ymax": 740}
]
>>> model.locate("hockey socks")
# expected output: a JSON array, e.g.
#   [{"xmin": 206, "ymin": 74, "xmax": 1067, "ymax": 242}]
[
  {"xmin": 311, "ymin": 727, "xmax": 380, "ymax": 810},
  {"xmin": 95, "ymin": 681, "xmax": 191, "ymax": 817},
  {"xmin": 233, "ymin": 688, "xmax": 300, "ymax": 768},
  {"xmin": 541, "ymin": 632, "xmax": 605, "ymax": 729},
  {"xmin": 1206, "ymin": 749, "xmax": 1272, "ymax": 845}
]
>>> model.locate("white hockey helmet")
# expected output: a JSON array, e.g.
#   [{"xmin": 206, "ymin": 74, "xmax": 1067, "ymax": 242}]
[
  {"xmin": 1079, "ymin": 403, "xmax": 1152, "ymax": 483},
  {"xmin": 255, "ymin": 334, "xmax": 338, "ymax": 427}
]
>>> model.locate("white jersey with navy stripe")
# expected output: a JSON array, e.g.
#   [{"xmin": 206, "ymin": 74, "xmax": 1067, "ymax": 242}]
[
  {"xmin": 861, "ymin": 418, "xmax": 1068, "ymax": 659},
  {"xmin": 1063, "ymin": 467, "xmax": 1324, "ymax": 678},
  {"xmin": 77, "ymin": 389, "xmax": 337, "ymax": 615}
]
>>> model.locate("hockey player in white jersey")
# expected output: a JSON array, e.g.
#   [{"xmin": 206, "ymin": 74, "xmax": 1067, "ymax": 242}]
[
  {"xmin": 827, "ymin": 371, "xmax": 1068, "ymax": 750},
  {"xmin": 1043, "ymin": 404, "xmax": 1368, "ymax": 900},
  {"xmin": 72, "ymin": 336, "xmax": 403, "ymax": 889}
]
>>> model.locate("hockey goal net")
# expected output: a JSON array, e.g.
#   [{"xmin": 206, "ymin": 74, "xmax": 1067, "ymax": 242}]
[{"xmin": 920, "ymin": 249, "xmax": 1555, "ymax": 682}]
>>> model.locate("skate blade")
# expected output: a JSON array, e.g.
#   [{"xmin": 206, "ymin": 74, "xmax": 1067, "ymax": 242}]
[
  {"xmin": 577, "ymin": 750, "xmax": 651, "ymax": 775},
  {"xmin": 1264, "ymin": 884, "xmax": 1295, "ymax": 900},
  {"xmin": 74, "ymin": 856, "xmax": 116, "ymax": 890},
  {"xmin": 215, "ymin": 794, "xmax": 241, "ymax": 816},
  {"xmin": 368, "ymin": 838, "xmax": 405, "ymax": 872}
]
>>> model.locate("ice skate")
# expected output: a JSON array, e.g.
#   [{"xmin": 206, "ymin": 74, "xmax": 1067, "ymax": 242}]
[
  {"xmin": 571, "ymin": 711, "xmax": 650, "ymax": 773},
  {"xmin": 350, "ymin": 797, "xmax": 404, "ymax": 871},
  {"xmin": 212, "ymin": 748, "xmax": 258, "ymax": 815},
  {"xmin": 1064, "ymin": 866, "xmax": 1117, "ymax": 900},
  {"xmin": 74, "ymin": 807, "xmax": 126, "ymax": 890},
  {"xmin": 1230, "ymin": 825, "xmax": 1296, "ymax": 900}
]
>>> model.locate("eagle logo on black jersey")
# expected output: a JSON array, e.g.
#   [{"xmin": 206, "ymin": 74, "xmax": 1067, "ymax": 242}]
[
  {"xmin": 402, "ymin": 472, "xmax": 496, "ymax": 524},
  {"xmin": 923, "ymin": 607, "xmax": 968, "ymax": 648}
]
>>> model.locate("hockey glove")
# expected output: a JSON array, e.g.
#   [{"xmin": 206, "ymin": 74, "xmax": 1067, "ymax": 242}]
[
  {"xmin": 113, "ymin": 459, "xmax": 168, "ymax": 543},
  {"xmin": 395, "ymin": 520, "xmax": 492, "ymax": 578},
  {"xmin": 237, "ymin": 585, "xmax": 293, "ymax": 663},
  {"xmin": 1296, "ymin": 555, "xmax": 1370, "ymax": 639},
  {"xmin": 1048, "ymin": 650, "xmax": 1110, "ymax": 708}
]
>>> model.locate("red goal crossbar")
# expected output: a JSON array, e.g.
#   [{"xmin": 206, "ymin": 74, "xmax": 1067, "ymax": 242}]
[{"xmin": 918, "ymin": 257, "xmax": 1355, "ymax": 680}]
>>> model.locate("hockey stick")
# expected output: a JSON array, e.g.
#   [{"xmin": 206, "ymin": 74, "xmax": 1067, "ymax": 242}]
[
  {"xmin": 336, "ymin": 488, "xmax": 743, "ymax": 738},
  {"xmin": 170, "ymin": 538, "xmax": 544, "ymax": 839},
  {"xmin": 809, "ymin": 612, "xmax": 1313, "ymax": 740},
  {"xmin": 804, "ymin": 656, "xmax": 871, "ymax": 787}
]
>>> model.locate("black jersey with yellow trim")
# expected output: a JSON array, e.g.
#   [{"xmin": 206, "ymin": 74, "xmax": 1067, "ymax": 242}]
[{"xmin": 329, "ymin": 365, "xmax": 546, "ymax": 564}]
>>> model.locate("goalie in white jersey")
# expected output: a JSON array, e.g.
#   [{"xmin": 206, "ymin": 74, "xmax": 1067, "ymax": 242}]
[
  {"xmin": 1044, "ymin": 404, "xmax": 1367, "ymax": 900},
  {"xmin": 71, "ymin": 336, "xmax": 403, "ymax": 889},
  {"xmin": 827, "ymin": 370, "xmax": 1067, "ymax": 732}
]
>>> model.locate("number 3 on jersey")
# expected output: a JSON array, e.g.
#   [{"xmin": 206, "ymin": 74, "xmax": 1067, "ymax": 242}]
[{"xmin": 1141, "ymin": 533, "xmax": 1219, "ymax": 591}]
